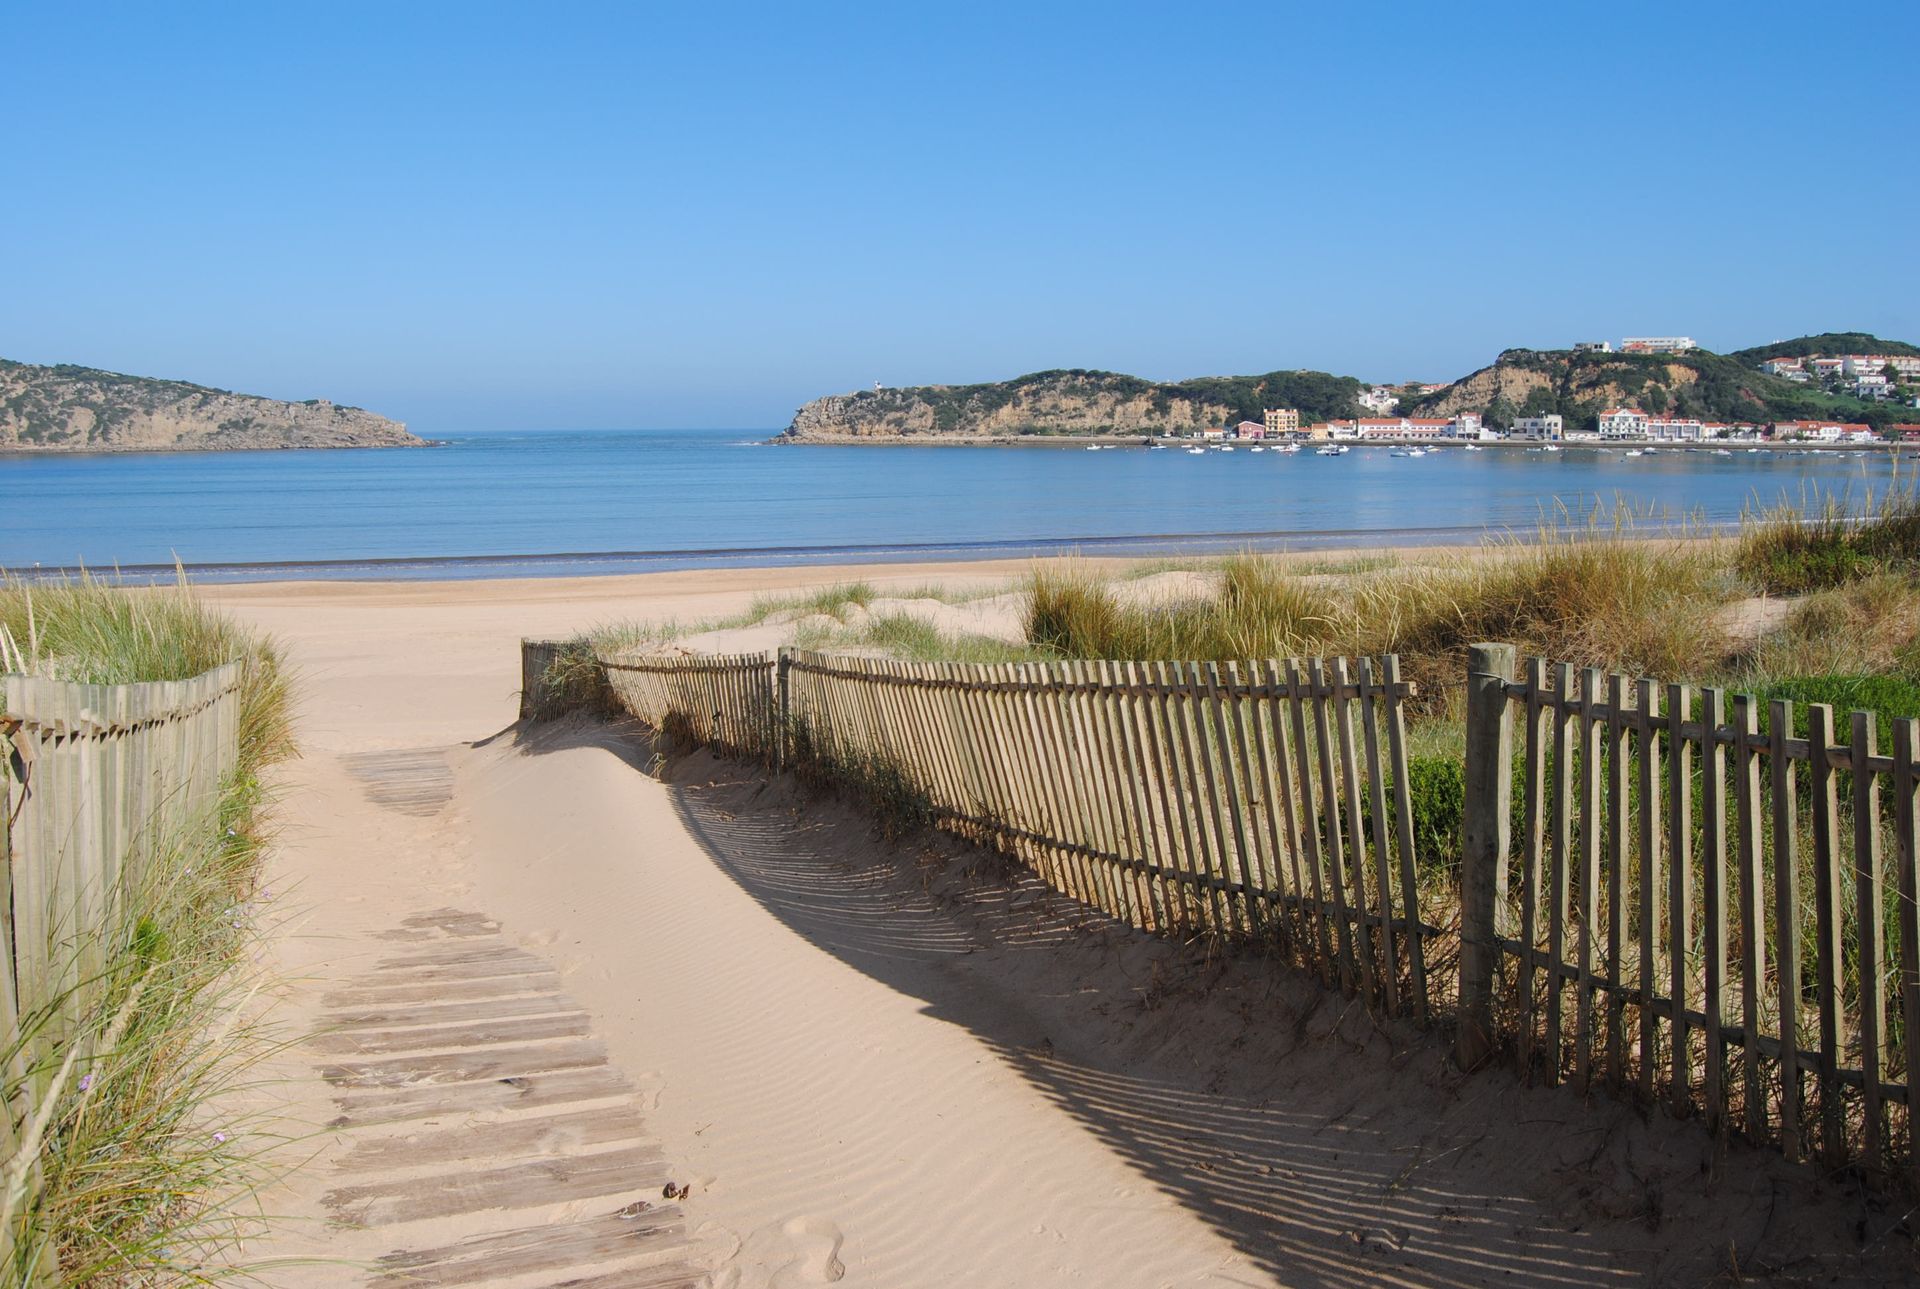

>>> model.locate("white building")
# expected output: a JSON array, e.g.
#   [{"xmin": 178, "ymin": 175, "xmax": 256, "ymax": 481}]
[
  {"xmin": 1573, "ymin": 341, "xmax": 1612, "ymax": 353},
  {"xmin": 1855, "ymin": 375, "xmax": 1892, "ymax": 399},
  {"xmin": 1620, "ymin": 336, "xmax": 1697, "ymax": 354},
  {"xmin": 1449, "ymin": 412, "xmax": 1484, "ymax": 438},
  {"xmin": 1357, "ymin": 388, "xmax": 1399, "ymax": 414},
  {"xmin": 1646, "ymin": 415, "xmax": 1706, "ymax": 442},
  {"xmin": 1597, "ymin": 407, "xmax": 1651, "ymax": 438},
  {"xmin": 1761, "ymin": 357, "xmax": 1808, "ymax": 380},
  {"xmin": 1512, "ymin": 413, "xmax": 1564, "ymax": 439}
]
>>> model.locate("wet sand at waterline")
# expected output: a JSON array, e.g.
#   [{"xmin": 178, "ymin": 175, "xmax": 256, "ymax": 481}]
[{"xmin": 217, "ymin": 558, "xmax": 1914, "ymax": 1286}]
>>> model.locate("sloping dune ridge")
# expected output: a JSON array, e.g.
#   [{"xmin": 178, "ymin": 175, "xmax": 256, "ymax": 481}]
[{"xmin": 219, "ymin": 564, "xmax": 1918, "ymax": 1287}]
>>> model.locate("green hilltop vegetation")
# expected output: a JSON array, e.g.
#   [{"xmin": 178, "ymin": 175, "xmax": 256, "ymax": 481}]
[
  {"xmin": 1730, "ymin": 331, "xmax": 1920, "ymax": 363},
  {"xmin": 1405, "ymin": 336, "xmax": 1917, "ymax": 434},
  {"xmin": 784, "ymin": 367, "xmax": 1365, "ymax": 439},
  {"xmin": 787, "ymin": 331, "xmax": 1919, "ymax": 441},
  {"xmin": 0, "ymin": 356, "xmax": 420, "ymax": 452}
]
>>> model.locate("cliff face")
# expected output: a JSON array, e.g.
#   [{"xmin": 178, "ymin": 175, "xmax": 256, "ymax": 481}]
[
  {"xmin": 0, "ymin": 359, "xmax": 423, "ymax": 452},
  {"xmin": 784, "ymin": 368, "xmax": 1363, "ymax": 440},
  {"xmin": 1410, "ymin": 353, "xmax": 1700, "ymax": 420},
  {"xmin": 1400, "ymin": 347, "xmax": 1895, "ymax": 430}
]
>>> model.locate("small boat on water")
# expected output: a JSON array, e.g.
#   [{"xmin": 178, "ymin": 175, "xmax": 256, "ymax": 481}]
[
  {"xmin": 1186, "ymin": 446, "xmax": 1205, "ymax": 455},
  {"xmin": 1389, "ymin": 446, "xmax": 1427, "ymax": 458},
  {"xmin": 1462, "ymin": 444, "xmax": 1483, "ymax": 452},
  {"xmin": 1249, "ymin": 445, "xmax": 1265, "ymax": 453},
  {"xmin": 1271, "ymin": 442, "xmax": 1300, "ymax": 454},
  {"xmin": 1542, "ymin": 444, "xmax": 1561, "ymax": 453},
  {"xmin": 1315, "ymin": 444, "xmax": 1349, "ymax": 456},
  {"xmin": 1625, "ymin": 448, "xmax": 1646, "ymax": 457},
  {"xmin": 1218, "ymin": 445, "xmax": 1235, "ymax": 452}
]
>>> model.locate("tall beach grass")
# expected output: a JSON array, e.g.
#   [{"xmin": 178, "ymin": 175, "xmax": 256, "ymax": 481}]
[{"xmin": 1, "ymin": 573, "xmax": 293, "ymax": 1282}]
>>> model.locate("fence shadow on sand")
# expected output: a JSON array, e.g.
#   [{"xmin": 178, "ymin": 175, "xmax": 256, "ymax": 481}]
[{"xmin": 502, "ymin": 721, "xmax": 1899, "ymax": 1288}]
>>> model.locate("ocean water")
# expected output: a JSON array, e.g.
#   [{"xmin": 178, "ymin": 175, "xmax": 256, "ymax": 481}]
[{"xmin": 0, "ymin": 429, "xmax": 1905, "ymax": 581}]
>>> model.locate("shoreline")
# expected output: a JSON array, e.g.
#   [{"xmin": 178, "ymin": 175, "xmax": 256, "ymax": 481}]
[
  {"xmin": 777, "ymin": 432, "xmax": 1916, "ymax": 453},
  {"xmin": 14, "ymin": 518, "xmax": 1739, "ymax": 587}
]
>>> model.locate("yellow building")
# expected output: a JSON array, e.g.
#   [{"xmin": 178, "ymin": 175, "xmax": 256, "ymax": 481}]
[{"xmin": 1263, "ymin": 407, "xmax": 1301, "ymax": 437}]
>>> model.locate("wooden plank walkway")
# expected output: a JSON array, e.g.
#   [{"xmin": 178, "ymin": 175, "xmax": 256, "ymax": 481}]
[
  {"xmin": 343, "ymin": 750, "xmax": 457, "ymax": 816},
  {"xmin": 310, "ymin": 908, "xmax": 700, "ymax": 1288}
]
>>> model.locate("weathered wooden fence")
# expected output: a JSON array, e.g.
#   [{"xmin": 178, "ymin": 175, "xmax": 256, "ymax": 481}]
[
  {"xmin": 589, "ymin": 645, "xmax": 1442, "ymax": 1018},
  {"xmin": 559, "ymin": 639, "xmax": 1920, "ymax": 1178},
  {"xmin": 599, "ymin": 651, "xmax": 780, "ymax": 763},
  {"xmin": 1456, "ymin": 644, "xmax": 1919, "ymax": 1180},
  {"xmin": 0, "ymin": 661, "xmax": 244, "ymax": 1249}
]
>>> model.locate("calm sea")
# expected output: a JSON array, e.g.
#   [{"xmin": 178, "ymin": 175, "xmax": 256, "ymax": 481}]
[{"xmin": 1, "ymin": 429, "xmax": 1905, "ymax": 582}]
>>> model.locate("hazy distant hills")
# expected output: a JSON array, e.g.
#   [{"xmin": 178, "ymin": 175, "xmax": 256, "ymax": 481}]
[
  {"xmin": 786, "ymin": 331, "xmax": 1917, "ymax": 440},
  {"xmin": 0, "ymin": 358, "xmax": 422, "ymax": 452}
]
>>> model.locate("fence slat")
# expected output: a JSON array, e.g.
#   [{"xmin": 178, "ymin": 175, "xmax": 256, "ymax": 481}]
[
  {"xmin": 1701, "ymin": 687, "xmax": 1728, "ymax": 1136},
  {"xmin": 1733, "ymin": 693, "xmax": 1767, "ymax": 1140},
  {"xmin": 1808, "ymin": 703, "xmax": 1847, "ymax": 1163},
  {"xmin": 1667, "ymin": 682, "xmax": 1694, "ymax": 1116},
  {"xmin": 1851, "ymin": 712, "xmax": 1886, "ymax": 1169},
  {"xmin": 1895, "ymin": 717, "xmax": 1920, "ymax": 1185},
  {"xmin": 1519, "ymin": 658, "xmax": 1548, "ymax": 1076},
  {"xmin": 1637, "ymin": 680, "xmax": 1663, "ymax": 1102},
  {"xmin": 1605, "ymin": 672, "xmax": 1629, "ymax": 1090},
  {"xmin": 1771, "ymin": 699, "xmax": 1802, "ymax": 1160}
]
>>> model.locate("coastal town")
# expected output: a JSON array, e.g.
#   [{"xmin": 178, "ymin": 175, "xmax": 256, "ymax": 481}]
[
  {"xmin": 1208, "ymin": 408, "xmax": 1920, "ymax": 447},
  {"xmin": 1181, "ymin": 335, "xmax": 1920, "ymax": 449}
]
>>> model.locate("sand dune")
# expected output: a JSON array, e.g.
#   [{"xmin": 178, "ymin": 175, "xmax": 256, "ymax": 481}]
[{"xmin": 221, "ymin": 562, "xmax": 1916, "ymax": 1286}]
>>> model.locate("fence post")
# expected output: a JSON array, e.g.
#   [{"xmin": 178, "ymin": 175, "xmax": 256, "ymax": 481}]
[
  {"xmin": 775, "ymin": 647, "xmax": 793, "ymax": 772},
  {"xmin": 1457, "ymin": 642, "xmax": 1516, "ymax": 1069}
]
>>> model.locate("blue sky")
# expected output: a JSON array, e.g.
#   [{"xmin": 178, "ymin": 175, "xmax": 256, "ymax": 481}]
[{"xmin": 3, "ymin": 2, "xmax": 1914, "ymax": 432}]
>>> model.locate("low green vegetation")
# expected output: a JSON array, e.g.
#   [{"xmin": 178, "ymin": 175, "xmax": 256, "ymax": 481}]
[
  {"xmin": 1405, "ymin": 343, "xmax": 1904, "ymax": 434},
  {"xmin": 1737, "ymin": 482, "xmax": 1920, "ymax": 595},
  {"xmin": 0, "ymin": 574, "xmax": 292, "ymax": 1280}
]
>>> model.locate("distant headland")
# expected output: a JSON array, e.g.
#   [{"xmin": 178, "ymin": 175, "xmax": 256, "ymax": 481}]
[
  {"xmin": 781, "ymin": 331, "xmax": 1920, "ymax": 443},
  {"xmin": 0, "ymin": 357, "xmax": 423, "ymax": 453}
]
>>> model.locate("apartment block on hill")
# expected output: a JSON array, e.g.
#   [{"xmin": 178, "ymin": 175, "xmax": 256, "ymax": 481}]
[{"xmin": 1262, "ymin": 407, "xmax": 1300, "ymax": 436}]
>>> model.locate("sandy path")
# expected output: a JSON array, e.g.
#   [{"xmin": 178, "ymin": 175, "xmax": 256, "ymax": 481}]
[{"xmin": 222, "ymin": 563, "xmax": 1915, "ymax": 1287}]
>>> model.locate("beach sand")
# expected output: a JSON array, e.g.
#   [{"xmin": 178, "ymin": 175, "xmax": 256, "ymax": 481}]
[{"xmin": 217, "ymin": 559, "xmax": 1913, "ymax": 1287}]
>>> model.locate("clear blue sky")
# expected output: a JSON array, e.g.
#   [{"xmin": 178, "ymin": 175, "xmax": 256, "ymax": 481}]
[{"xmin": 4, "ymin": 2, "xmax": 1914, "ymax": 433}]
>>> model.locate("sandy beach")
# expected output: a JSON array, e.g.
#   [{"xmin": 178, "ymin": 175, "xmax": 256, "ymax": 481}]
[{"xmin": 216, "ymin": 559, "xmax": 1912, "ymax": 1287}]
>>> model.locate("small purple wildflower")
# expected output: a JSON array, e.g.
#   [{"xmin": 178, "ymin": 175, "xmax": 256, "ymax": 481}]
[
  {"xmin": 212, "ymin": 1131, "xmax": 228, "ymax": 1144},
  {"xmin": 78, "ymin": 1073, "xmax": 93, "ymax": 1092}
]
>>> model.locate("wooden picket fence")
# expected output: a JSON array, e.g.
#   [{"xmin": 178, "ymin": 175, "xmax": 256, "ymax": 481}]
[
  {"xmin": 598, "ymin": 651, "xmax": 780, "ymax": 763},
  {"xmin": 1456, "ymin": 645, "xmax": 1919, "ymax": 1180},
  {"xmin": 560, "ymin": 639, "xmax": 1920, "ymax": 1178},
  {"xmin": 588, "ymin": 645, "xmax": 1442, "ymax": 1018},
  {"xmin": 0, "ymin": 662, "xmax": 244, "ymax": 1255}
]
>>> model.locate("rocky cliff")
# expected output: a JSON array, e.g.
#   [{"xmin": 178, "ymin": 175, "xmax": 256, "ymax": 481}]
[
  {"xmin": 1403, "ymin": 347, "xmax": 1900, "ymax": 431},
  {"xmin": 0, "ymin": 359, "xmax": 423, "ymax": 452},
  {"xmin": 783, "ymin": 368, "xmax": 1364, "ymax": 440}
]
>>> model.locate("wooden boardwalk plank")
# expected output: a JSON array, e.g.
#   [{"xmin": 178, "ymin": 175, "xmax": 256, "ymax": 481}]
[
  {"xmin": 370, "ymin": 1204, "xmax": 686, "ymax": 1286},
  {"xmin": 321, "ymin": 1039, "xmax": 609, "ymax": 1090},
  {"xmin": 309, "ymin": 1012, "xmax": 592, "ymax": 1056},
  {"xmin": 325, "ymin": 1145, "xmax": 671, "ymax": 1227}
]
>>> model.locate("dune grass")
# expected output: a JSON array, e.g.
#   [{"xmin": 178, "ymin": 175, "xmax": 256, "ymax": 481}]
[
  {"xmin": 1025, "ymin": 515, "xmax": 1736, "ymax": 708},
  {"xmin": 0, "ymin": 573, "xmax": 292, "ymax": 1281},
  {"xmin": 1737, "ymin": 478, "xmax": 1920, "ymax": 596}
]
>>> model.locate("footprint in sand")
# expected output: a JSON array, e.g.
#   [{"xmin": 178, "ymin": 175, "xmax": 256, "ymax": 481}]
[{"xmin": 716, "ymin": 1215, "xmax": 846, "ymax": 1287}]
